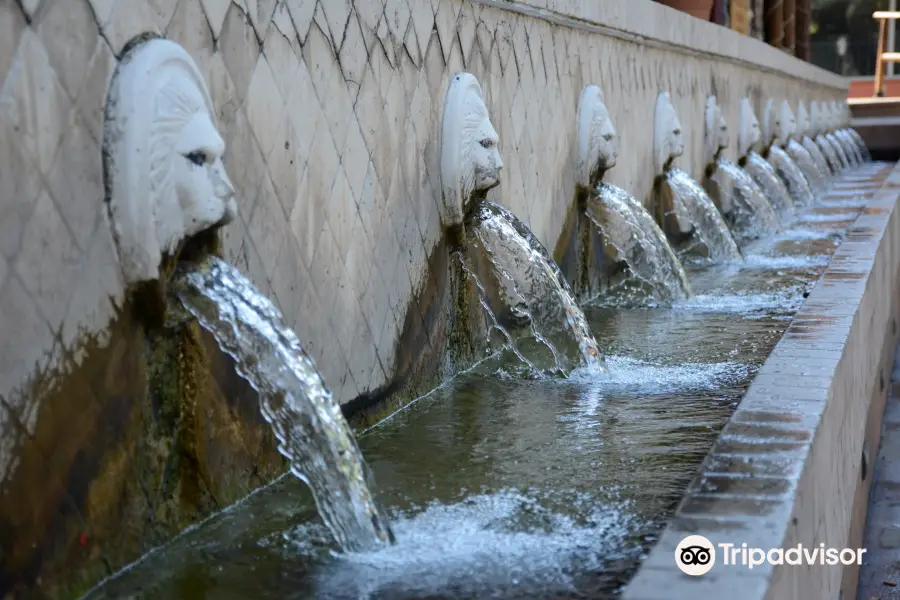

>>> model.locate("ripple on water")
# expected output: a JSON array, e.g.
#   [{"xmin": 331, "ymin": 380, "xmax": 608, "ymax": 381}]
[
  {"xmin": 739, "ymin": 253, "xmax": 831, "ymax": 270},
  {"xmin": 299, "ymin": 490, "xmax": 636, "ymax": 599},
  {"xmin": 673, "ymin": 290, "xmax": 805, "ymax": 315}
]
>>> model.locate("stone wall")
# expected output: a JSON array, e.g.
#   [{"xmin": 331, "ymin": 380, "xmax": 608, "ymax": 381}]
[{"xmin": 0, "ymin": 0, "xmax": 848, "ymax": 594}]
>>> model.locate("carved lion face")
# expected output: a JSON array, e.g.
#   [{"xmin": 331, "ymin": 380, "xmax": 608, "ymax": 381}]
[
  {"xmin": 773, "ymin": 100, "xmax": 796, "ymax": 146},
  {"xmin": 654, "ymin": 92, "xmax": 684, "ymax": 175},
  {"xmin": 106, "ymin": 39, "xmax": 237, "ymax": 285},
  {"xmin": 738, "ymin": 98, "xmax": 761, "ymax": 157},
  {"xmin": 704, "ymin": 96, "xmax": 730, "ymax": 165},
  {"xmin": 440, "ymin": 73, "xmax": 504, "ymax": 228},
  {"xmin": 576, "ymin": 85, "xmax": 618, "ymax": 187},
  {"xmin": 796, "ymin": 102, "xmax": 810, "ymax": 138}
]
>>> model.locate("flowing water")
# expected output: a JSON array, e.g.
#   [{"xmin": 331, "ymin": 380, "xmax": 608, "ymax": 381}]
[
  {"xmin": 767, "ymin": 146, "xmax": 816, "ymax": 209},
  {"xmin": 81, "ymin": 164, "xmax": 887, "ymax": 600},
  {"xmin": 711, "ymin": 157, "xmax": 781, "ymax": 244},
  {"xmin": 584, "ymin": 182, "xmax": 692, "ymax": 303},
  {"xmin": 786, "ymin": 139, "xmax": 826, "ymax": 193},
  {"xmin": 836, "ymin": 131, "xmax": 862, "ymax": 167},
  {"xmin": 849, "ymin": 129, "xmax": 872, "ymax": 162},
  {"xmin": 664, "ymin": 168, "xmax": 743, "ymax": 263},
  {"xmin": 826, "ymin": 133, "xmax": 851, "ymax": 170},
  {"xmin": 742, "ymin": 151, "xmax": 796, "ymax": 217},
  {"xmin": 468, "ymin": 202, "xmax": 605, "ymax": 372},
  {"xmin": 816, "ymin": 135, "xmax": 844, "ymax": 173},
  {"xmin": 802, "ymin": 136, "xmax": 833, "ymax": 180},
  {"xmin": 172, "ymin": 258, "xmax": 394, "ymax": 551}
]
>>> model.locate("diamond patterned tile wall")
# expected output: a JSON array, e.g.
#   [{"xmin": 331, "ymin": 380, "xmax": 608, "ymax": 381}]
[{"xmin": 0, "ymin": 0, "xmax": 846, "ymax": 486}]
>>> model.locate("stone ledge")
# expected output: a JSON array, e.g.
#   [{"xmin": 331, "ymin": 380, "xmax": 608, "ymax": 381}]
[
  {"xmin": 474, "ymin": 0, "xmax": 847, "ymax": 91},
  {"xmin": 623, "ymin": 162, "xmax": 900, "ymax": 600}
]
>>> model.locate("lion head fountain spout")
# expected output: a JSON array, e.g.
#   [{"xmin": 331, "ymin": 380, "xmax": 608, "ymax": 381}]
[
  {"xmin": 703, "ymin": 95, "xmax": 730, "ymax": 170},
  {"xmin": 653, "ymin": 92, "xmax": 685, "ymax": 178},
  {"xmin": 760, "ymin": 99, "xmax": 815, "ymax": 208},
  {"xmin": 105, "ymin": 38, "xmax": 237, "ymax": 289},
  {"xmin": 572, "ymin": 85, "xmax": 690, "ymax": 302},
  {"xmin": 737, "ymin": 98, "xmax": 762, "ymax": 161},
  {"xmin": 575, "ymin": 85, "xmax": 618, "ymax": 190},
  {"xmin": 811, "ymin": 101, "xmax": 847, "ymax": 172},
  {"xmin": 777, "ymin": 100, "xmax": 827, "ymax": 193},
  {"xmin": 828, "ymin": 100, "xmax": 862, "ymax": 167},
  {"xmin": 440, "ymin": 72, "xmax": 503, "ymax": 243}
]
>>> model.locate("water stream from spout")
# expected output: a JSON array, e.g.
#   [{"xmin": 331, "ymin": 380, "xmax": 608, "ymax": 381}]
[
  {"xmin": 825, "ymin": 133, "xmax": 851, "ymax": 170},
  {"xmin": 173, "ymin": 257, "xmax": 394, "ymax": 552},
  {"xmin": 786, "ymin": 139, "xmax": 826, "ymax": 193},
  {"xmin": 767, "ymin": 146, "xmax": 816, "ymax": 208},
  {"xmin": 801, "ymin": 137, "xmax": 833, "ymax": 180},
  {"xmin": 470, "ymin": 203, "xmax": 605, "ymax": 372},
  {"xmin": 711, "ymin": 157, "xmax": 781, "ymax": 243},
  {"xmin": 815, "ymin": 135, "xmax": 844, "ymax": 173},
  {"xmin": 742, "ymin": 151, "xmax": 795, "ymax": 217},
  {"xmin": 664, "ymin": 168, "xmax": 743, "ymax": 263},
  {"xmin": 585, "ymin": 182, "xmax": 692, "ymax": 301}
]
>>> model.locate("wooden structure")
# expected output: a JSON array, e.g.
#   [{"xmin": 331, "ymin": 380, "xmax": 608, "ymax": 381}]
[{"xmin": 874, "ymin": 12, "xmax": 900, "ymax": 96}]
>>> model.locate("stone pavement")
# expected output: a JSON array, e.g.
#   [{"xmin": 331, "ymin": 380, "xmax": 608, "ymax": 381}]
[{"xmin": 859, "ymin": 348, "xmax": 900, "ymax": 600}]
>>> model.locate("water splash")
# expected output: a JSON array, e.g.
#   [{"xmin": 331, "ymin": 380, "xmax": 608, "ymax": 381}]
[
  {"xmin": 711, "ymin": 157, "xmax": 781, "ymax": 244},
  {"xmin": 664, "ymin": 168, "xmax": 743, "ymax": 263},
  {"xmin": 585, "ymin": 182, "xmax": 692, "ymax": 302},
  {"xmin": 740, "ymin": 253, "xmax": 830, "ymax": 270},
  {"xmin": 742, "ymin": 151, "xmax": 795, "ymax": 217},
  {"xmin": 173, "ymin": 257, "xmax": 394, "ymax": 551},
  {"xmin": 786, "ymin": 139, "xmax": 826, "ymax": 193},
  {"xmin": 304, "ymin": 490, "xmax": 635, "ymax": 599},
  {"xmin": 835, "ymin": 131, "xmax": 862, "ymax": 167},
  {"xmin": 470, "ymin": 203, "xmax": 605, "ymax": 371},
  {"xmin": 848, "ymin": 129, "xmax": 872, "ymax": 162},
  {"xmin": 569, "ymin": 355, "xmax": 750, "ymax": 394},
  {"xmin": 767, "ymin": 146, "xmax": 816, "ymax": 209}
]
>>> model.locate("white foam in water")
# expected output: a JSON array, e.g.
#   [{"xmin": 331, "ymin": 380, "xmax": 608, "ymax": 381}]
[
  {"xmin": 773, "ymin": 227, "xmax": 832, "ymax": 241},
  {"xmin": 305, "ymin": 490, "xmax": 634, "ymax": 599},
  {"xmin": 674, "ymin": 290, "xmax": 804, "ymax": 315},
  {"xmin": 740, "ymin": 253, "xmax": 830, "ymax": 270},
  {"xmin": 795, "ymin": 212, "xmax": 858, "ymax": 223},
  {"xmin": 570, "ymin": 355, "xmax": 749, "ymax": 393}
]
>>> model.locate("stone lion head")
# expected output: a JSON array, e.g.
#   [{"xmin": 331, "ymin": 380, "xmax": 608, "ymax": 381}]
[
  {"xmin": 576, "ymin": 85, "xmax": 618, "ymax": 188},
  {"xmin": 440, "ymin": 72, "xmax": 503, "ymax": 229},
  {"xmin": 704, "ymin": 95, "xmax": 730, "ymax": 166},
  {"xmin": 737, "ymin": 97, "xmax": 761, "ymax": 158},
  {"xmin": 654, "ymin": 92, "xmax": 684, "ymax": 176},
  {"xmin": 810, "ymin": 101, "xmax": 824, "ymax": 136},
  {"xmin": 773, "ymin": 100, "xmax": 797, "ymax": 146},
  {"xmin": 796, "ymin": 102, "xmax": 810, "ymax": 138},
  {"xmin": 105, "ymin": 38, "xmax": 236, "ymax": 285}
]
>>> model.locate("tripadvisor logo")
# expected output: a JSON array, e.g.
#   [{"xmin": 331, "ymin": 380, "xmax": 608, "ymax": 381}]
[{"xmin": 674, "ymin": 535, "xmax": 868, "ymax": 575}]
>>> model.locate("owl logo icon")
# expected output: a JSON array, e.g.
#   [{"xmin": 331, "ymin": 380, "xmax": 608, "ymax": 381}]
[{"xmin": 675, "ymin": 535, "xmax": 716, "ymax": 576}]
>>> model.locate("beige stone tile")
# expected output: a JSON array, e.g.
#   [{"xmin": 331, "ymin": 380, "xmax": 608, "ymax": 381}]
[
  {"xmin": 221, "ymin": 107, "xmax": 267, "ymax": 218},
  {"xmin": 47, "ymin": 111, "xmax": 103, "ymax": 253},
  {"xmin": 200, "ymin": 0, "xmax": 231, "ymax": 39},
  {"xmin": 291, "ymin": 117, "xmax": 339, "ymax": 259},
  {"xmin": 285, "ymin": 0, "xmax": 316, "ymax": 44},
  {"xmin": 354, "ymin": 0, "xmax": 381, "ymax": 52},
  {"xmin": 219, "ymin": 1, "xmax": 261, "ymax": 106},
  {"xmin": 13, "ymin": 191, "xmax": 83, "ymax": 331},
  {"xmin": 0, "ymin": 28, "xmax": 71, "ymax": 177},
  {"xmin": 75, "ymin": 37, "xmax": 116, "ymax": 145},
  {"xmin": 319, "ymin": 67, "xmax": 355, "ymax": 155},
  {"xmin": 86, "ymin": 0, "xmax": 116, "ymax": 27},
  {"xmin": 270, "ymin": 235, "xmax": 305, "ymax": 324},
  {"xmin": 320, "ymin": 0, "xmax": 350, "ymax": 52},
  {"xmin": 304, "ymin": 21, "xmax": 336, "ymax": 97},
  {"xmin": 245, "ymin": 56, "xmax": 287, "ymax": 158},
  {"xmin": 0, "ymin": 3, "xmax": 26, "ymax": 91},
  {"xmin": 325, "ymin": 167, "xmax": 358, "ymax": 261},
  {"xmin": 267, "ymin": 112, "xmax": 303, "ymax": 217},
  {"xmin": 308, "ymin": 220, "xmax": 342, "ymax": 317},
  {"xmin": 384, "ymin": 0, "xmax": 410, "ymax": 45},
  {"xmin": 0, "ymin": 274, "xmax": 54, "ymax": 410},
  {"xmin": 339, "ymin": 12, "xmax": 366, "ymax": 100},
  {"xmin": 0, "ymin": 121, "xmax": 42, "ymax": 261},
  {"xmin": 409, "ymin": 0, "xmax": 433, "ymax": 62},
  {"xmin": 245, "ymin": 0, "xmax": 278, "ymax": 36},
  {"xmin": 60, "ymin": 219, "xmax": 122, "ymax": 353},
  {"xmin": 247, "ymin": 174, "xmax": 288, "ymax": 281},
  {"xmin": 263, "ymin": 19, "xmax": 300, "ymax": 100},
  {"xmin": 340, "ymin": 119, "xmax": 371, "ymax": 205},
  {"xmin": 354, "ymin": 65, "xmax": 386, "ymax": 161},
  {"xmin": 37, "ymin": 0, "xmax": 98, "ymax": 101},
  {"xmin": 166, "ymin": 0, "xmax": 215, "ymax": 75},
  {"xmin": 283, "ymin": 57, "xmax": 322, "ymax": 160}
]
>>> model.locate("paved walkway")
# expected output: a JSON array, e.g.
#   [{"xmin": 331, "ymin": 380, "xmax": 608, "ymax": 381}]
[{"xmin": 858, "ymin": 349, "xmax": 900, "ymax": 600}]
